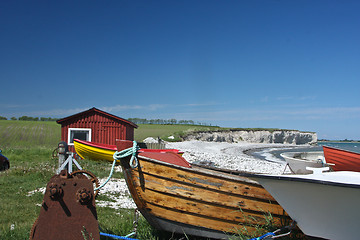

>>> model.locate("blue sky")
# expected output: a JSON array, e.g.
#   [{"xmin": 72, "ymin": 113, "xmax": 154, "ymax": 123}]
[{"xmin": 1, "ymin": 1, "xmax": 360, "ymax": 140}]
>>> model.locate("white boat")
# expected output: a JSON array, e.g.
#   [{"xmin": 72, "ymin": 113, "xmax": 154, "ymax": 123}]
[
  {"xmin": 248, "ymin": 168, "xmax": 360, "ymax": 240},
  {"xmin": 280, "ymin": 151, "xmax": 328, "ymax": 174}
]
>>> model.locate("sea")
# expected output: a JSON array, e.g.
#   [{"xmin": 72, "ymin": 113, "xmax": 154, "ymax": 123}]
[{"xmin": 251, "ymin": 142, "xmax": 360, "ymax": 163}]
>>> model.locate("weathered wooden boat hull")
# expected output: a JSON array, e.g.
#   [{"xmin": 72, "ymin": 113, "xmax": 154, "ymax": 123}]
[
  {"xmin": 117, "ymin": 140, "xmax": 290, "ymax": 239},
  {"xmin": 249, "ymin": 171, "xmax": 360, "ymax": 240},
  {"xmin": 323, "ymin": 146, "xmax": 360, "ymax": 172},
  {"xmin": 73, "ymin": 139, "xmax": 182, "ymax": 162}
]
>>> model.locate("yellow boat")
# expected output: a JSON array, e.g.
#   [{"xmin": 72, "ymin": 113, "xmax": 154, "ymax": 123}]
[{"xmin": 73, "ymin": 139, "xmax": 183, "ymax": 162}]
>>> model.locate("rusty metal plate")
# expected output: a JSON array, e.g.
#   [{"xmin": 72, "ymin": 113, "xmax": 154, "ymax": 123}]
[{"xmin": 30, "ymin": 170, "xmax": 100, "ymax": 240}]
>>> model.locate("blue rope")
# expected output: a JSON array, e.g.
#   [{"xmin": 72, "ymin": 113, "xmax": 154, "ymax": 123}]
[
  {"xmin": 248, "ymin": 232, "xmax": 275, "ymax": 240},
  {"xmin": 100, "ymin": 232, "xmax": 139, "ymax": 240},
  {"xmin": 94, "ymin": 141, "xmax": 139, "ymax": 191}
]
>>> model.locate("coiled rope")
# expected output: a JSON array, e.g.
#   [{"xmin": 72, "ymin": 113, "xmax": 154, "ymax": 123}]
[
  {"xmin": 94, "ymin": 141, "xmax": 139, "ymax": 191},
  {"xmin": 113, "ymin": 141, "xmax": 140, "ymax": 168}
]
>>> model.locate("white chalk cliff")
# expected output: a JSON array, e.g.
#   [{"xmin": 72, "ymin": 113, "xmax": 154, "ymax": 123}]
[{"xmin": 182, "ymin": 130, "xmax": 317, "ymax": 145}]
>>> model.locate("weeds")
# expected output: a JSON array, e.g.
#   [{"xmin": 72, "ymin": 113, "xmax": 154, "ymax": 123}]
[
  {"xmin": 225, "ymin": 208, "xmax": 277, "ymax": 240},
  {"xmin": 81, "ymin": 226, "xmax": 94, "ymax": 240}
]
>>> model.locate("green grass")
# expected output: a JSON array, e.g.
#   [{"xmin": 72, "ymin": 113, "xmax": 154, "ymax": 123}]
[
  {"xmin": 135, "ymin": 124, "xmax": 222, "ymax": 142},
  {"xmin": 0, "ymin": 148, "xmax": 55, "ymax": 239},
  {"xmin": 0, "ymin": 120, "xmax": 61, "ymax": 148}
]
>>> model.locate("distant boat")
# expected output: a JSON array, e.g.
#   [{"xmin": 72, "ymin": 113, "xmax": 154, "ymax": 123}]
[
  {"xmin": 73, "ymin": 139, "xmax": 183, "ymax": 162},
  {"xmin": 115, "ymin": 140, "xmax": 291, "ymax": 239},
  {"xmin": 280, "ymin": 151, "xmax": 327, "ymax": 174},
  {"xmin": 248, "ymin": 168, "xmax": 360, "ymax": 240},
  {"xmin": 323, "ymin": 146, "xmax": 360, "ymax": 172}
]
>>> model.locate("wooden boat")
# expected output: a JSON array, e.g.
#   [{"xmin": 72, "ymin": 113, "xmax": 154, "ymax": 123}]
[
  {"xmin": 115, "ymin": 140, "xmax": 290, "ymax": 239},
  {"xmin": 280, "ymin": 151, "xmax": 327, "ymax": 174},
  {"xmin": 248, "ymin": 168, "xmax": 360, "ymax": 240},
  {"xmin": 323, "ymin": 146, "xmax": 360, "ymax": 172},
  {"xmin": 73, "ymin": 139, "xmax": 183, "ymax": 162}
]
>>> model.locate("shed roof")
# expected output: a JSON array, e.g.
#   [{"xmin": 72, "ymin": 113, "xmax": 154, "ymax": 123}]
[{"xmin": 56, "ymin": 107, "xmax": 138, "ymax": 128}]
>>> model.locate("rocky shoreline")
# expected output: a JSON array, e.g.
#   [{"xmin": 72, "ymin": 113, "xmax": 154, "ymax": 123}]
[{"xmin": 182, "ymin": 129, "xmax": 317, "ymax": 145}]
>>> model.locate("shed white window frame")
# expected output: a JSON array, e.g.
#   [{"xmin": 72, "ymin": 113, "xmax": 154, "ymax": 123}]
[{"xmin": 67, "ymin": 128, "xmax": 92, "ymax": 145}]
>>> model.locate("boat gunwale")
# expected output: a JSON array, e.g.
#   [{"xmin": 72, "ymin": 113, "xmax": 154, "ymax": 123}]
[
  {"xmin": 74, "ymin": 139, "xmax": 117, "ymax": 151},
  {"xmin": 245, "ymin": 173, "xmax": 360, "ymax": 189}
]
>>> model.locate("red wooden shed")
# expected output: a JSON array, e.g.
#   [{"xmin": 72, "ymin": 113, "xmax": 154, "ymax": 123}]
[{"xmin": 56, "ymin": 107, "xmax": 138, "ymax": 151}]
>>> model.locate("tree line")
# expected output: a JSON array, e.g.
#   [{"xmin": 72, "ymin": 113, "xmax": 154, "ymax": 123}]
[
  {"xmin": 0, "ymin": 115, "xmax": 215, "ymax": 126},
  {"xmin": 0, "ymin": 116, "xmax": 59, "ymax": 121},
  {"xmin": 127, "ymin": 118, "xmax": 215, "ymax": 126}
]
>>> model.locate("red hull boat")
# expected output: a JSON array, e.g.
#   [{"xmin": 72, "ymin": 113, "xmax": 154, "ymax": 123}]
[{"xmin": 323, "ymin": 146, "xmax": 360, "ymax": 172}]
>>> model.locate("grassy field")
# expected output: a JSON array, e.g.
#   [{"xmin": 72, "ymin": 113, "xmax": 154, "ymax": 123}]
[
  {"xmin": 134, "ymin": 124, "xmax": 222, "ymax": 142},
  {"xmin": 0, "ymin": 120, "xmax": 222, "ymax": 147},
  {"xmin": 0, "ymin": 121, "xmax": 298, "ymax": 239},
  {"xmin": 0, "ymin": 120, "xmax": 61, "ymax": 148}
]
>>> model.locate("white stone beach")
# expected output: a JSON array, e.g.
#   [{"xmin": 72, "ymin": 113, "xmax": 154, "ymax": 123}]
[{"xmin": 166, "ymin": 140, "xmax": 291, "ymax": 174}]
